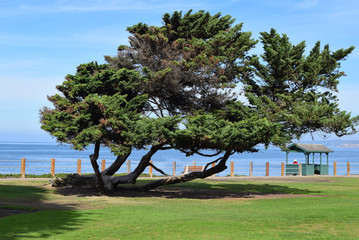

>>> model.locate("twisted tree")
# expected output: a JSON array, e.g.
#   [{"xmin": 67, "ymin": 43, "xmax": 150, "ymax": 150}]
[{"xmin": 40, "ymin": 10, "xmax": 358, "ymax": 192}]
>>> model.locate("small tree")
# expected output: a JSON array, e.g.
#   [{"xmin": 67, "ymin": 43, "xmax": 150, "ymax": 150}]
[{"xmin": 41, "ymin": 10, "xmax": 358, "ymax": 192}]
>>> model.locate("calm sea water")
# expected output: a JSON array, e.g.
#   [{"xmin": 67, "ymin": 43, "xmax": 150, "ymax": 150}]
[{"xmin": 0, "ymin": 142, "xmax": 358, "ymax": 176}]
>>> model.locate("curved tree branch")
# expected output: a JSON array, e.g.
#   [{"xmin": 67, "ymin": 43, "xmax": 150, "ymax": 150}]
[
  {"xmin": 140, "ymin": 150, "xmax": 232, "ymax": 191},
  {"xmin": 195, "ymin": 150, "xmax": 222, "ymax": 157},
  {"xmin": 90, "ymin": 141, "xmax": 106, "ymax": 193},
  {"xmin": 203, "ymin": 157, "xmax": 223, "ymax": 171},
  {"xmin": 102, "ymin": 150, "xmax": 132, "ymax": 176},
  {"xmin": 110, "ymin": 144, "xmax": 163, "ymax": 185},
  {"xmin": 149, "ymin": 162, "xmax": 169, "ymax": 176}
]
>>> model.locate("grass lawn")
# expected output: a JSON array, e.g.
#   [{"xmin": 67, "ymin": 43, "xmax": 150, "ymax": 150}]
[{"xmin": 1, "ymin": 177, "xmax": 359, "ymax": 239}]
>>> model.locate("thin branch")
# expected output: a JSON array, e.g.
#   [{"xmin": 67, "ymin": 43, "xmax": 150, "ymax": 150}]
[
  {"xmin": 147, "ymin": 100, "xmax": 162, "ymax": 118},
  {"xmin": 177, "ymin": 148, "xmax": 194, "ymax": 156},
  {"xmin": 204, "ymin": 157, "xmax": 223, "ymax": 171},
  {"xmin": 149, "ymin": 162, "xmax": 169, "ymax": 176},
  {"xmin": 149, "ymin": 98, "xmax": 165, "ymax": 117},
  {"xmin": 159, "ymin": 146, "xmax": 173, "ymax": 150},
  {"xmin": 176, "ymin": 148, "xmax": 222, "ymax": 157},
  {"xmin": 194, "ymin": 150, "xmax": 222, "ymax": 157}
]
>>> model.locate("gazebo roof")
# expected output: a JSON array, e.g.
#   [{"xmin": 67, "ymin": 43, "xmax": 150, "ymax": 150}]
[{"xmin": 287, "ymin": 143, "xmax": 334, "ymax": 153}]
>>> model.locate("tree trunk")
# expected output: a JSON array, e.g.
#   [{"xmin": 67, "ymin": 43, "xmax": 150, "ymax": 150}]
[
  {"xmin": 53, "ymin": 147, "xmax": 232, "ymax": 193},
  {"xmin": 140, "ymin": 150, "xmax": 232, "ymax": 191},
  {"xmin": 90, "ymin": 141, "xmax": 106, "ymax": 193}
]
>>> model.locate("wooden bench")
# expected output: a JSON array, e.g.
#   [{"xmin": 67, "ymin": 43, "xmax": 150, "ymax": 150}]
[{"xmin": 183, "ymin": 165, "xmax": 204, "ymax": 174}]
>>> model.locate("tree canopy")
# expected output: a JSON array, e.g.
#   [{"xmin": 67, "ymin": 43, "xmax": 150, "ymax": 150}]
[{"xmin": 40, "ymin": 10, "xmax": 358, "ymax": 192}]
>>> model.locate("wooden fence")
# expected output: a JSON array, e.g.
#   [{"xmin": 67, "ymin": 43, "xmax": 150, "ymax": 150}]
[{"xmin": 0, "ymin": 158, "xmax": 357, "ymax": 178}]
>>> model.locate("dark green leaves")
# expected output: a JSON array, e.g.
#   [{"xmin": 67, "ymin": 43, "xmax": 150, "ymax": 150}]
[
  {"xmin": 244, "ymin": 29, "xmax": 357, "ymax": 139},
  {"xmin": 41, "ymin": 10, "xmax": 357, "ymax": 161}
]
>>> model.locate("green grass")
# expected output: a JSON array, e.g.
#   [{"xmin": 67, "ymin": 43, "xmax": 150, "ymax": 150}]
[{"xmin": 1, "ymin": 177, "xmax": 359, "ymax": 239}]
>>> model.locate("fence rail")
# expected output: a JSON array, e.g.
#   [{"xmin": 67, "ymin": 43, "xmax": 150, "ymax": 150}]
[{"xmin": 0, "ymin": 158, "xmax": 357, "ymax": 178}]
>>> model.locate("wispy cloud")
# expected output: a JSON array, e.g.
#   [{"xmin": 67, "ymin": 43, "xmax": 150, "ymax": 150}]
[
  {"xmin": 4, "ymin": 0, "xmax": 203, "ymax": 14},
  {"xmin": 329, "ymin": 9, "xmax": 359, "ymax": 18},
  {"xmin": 264, "ymin": 0, "xmax": 319, "ymax": 10},
  {"xmin": 293, "ymin": 0, "xmax": 319, "ymax": 9},
  {"xmin": 0, "ymin": 25, "xmax": 129, "ymax": 48},
  {"xmin": 0, "ymin": 75, "xmax": 61, "ymax": 103}
]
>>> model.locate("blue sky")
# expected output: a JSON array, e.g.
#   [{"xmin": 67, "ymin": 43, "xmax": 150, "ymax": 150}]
[{"xmin": 0, "ymin": 0, "xmax": 358, "ymax": 142}]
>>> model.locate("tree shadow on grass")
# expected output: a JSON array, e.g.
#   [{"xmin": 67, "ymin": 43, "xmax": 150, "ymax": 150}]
[
  {"xmin": 55, "ymin": 181, "xmax": 321, "ymax": 200},
  {"xmin": 0, "ymin": 185, "xmax": 94, "ymax": 240}
]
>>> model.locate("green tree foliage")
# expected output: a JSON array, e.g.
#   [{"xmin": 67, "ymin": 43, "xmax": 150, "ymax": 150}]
[
  {"xmin": 41, "ymin": 62, "xmax": 147, "ymax": 152},
  {"xmin": 244, "ymin": 29, "xmax": 358, "ymax": 139},
  {"xmin": 41, "ymin": 11, "xmax": 357, "ymax": 192},
  {"xmin": 108, "ymin": 10, "xmax": 257, "ymax": 116}
]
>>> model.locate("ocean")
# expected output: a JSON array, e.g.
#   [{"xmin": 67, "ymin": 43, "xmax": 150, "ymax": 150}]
[{"xmin": 0, "ymin": 142, "xmax": 358, "ymax": 177}]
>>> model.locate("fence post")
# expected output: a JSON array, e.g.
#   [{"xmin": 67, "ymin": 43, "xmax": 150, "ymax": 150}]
[
  {"xmin": 249, "ymin": 162, "xmax": 253, "ymax": 177},
  {"xmin": 101, "ymin": 159, "xmax": 106, "ymax": 172},
  {"xmin": 298, "ymin": 163, "xmax": 302, "ymax": 176},
  {"xmin": 334, "ymin": 161, "xmax": 337, "ymax": 176},
  {"xmin": 347, "ymin": 162, "xmax": 350, "ymax": 176},
  {"xmin": 21, "ymin": 158, "xmax": 26, "ymax": 178},
  {"xmin": 77, "ymin": 159, "xmax": 81, "ymax": 175},
  {"xmin": 212, "ymin": 162, "xmax": 216, "ymax": 177},
  {"xmin": 172, "ymin": 161, "xmax": 176, "ymax": 176},
  {"xmin": 230, "ymin": 161, "xmax": 234, "ymax": 177},
  {"xmin": 265, "ymin": 162, "xmax": 269, "ymax": 176},
  {"xmin": 51, "ymin": 158, "xmax": 55, "ymax": 177},
  {"xmin": 149, "ymin": 160, "xmax": 153, "ymax": 177},
  {"xmin": 281, "ymin": 162, "xmax": 285, "ymax": 176},
  {"xmin": 193, "ymin": 161, "xmax": 196, "ymax": 166},
  {"xmin": 127, "ymin": 160, "xmax": 131, "ymax": 174}
]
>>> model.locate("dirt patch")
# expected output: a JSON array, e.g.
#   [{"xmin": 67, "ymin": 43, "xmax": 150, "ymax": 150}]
[
  {"xmin": 0, "ymin": 208, "xmax": 36, "ymax": 218},
  {"xmin": 0, "ymin": 199, "xmax": 87, "ymax": 219},
  {"xmin": 121, "ymin": 187, "xmax": 318, "ymax": 200}
]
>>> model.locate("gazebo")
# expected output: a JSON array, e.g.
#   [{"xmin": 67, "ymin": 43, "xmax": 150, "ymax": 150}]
[{"xmin": 285, "ymin": 143, "xmax": 334, "ymax": 176}]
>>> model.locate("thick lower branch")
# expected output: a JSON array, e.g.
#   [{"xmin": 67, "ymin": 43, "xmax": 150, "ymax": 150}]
[
  {"xmin": 110, "ymin": 144, "xmax": 162, "ymax": 185},
  {"xmin": 102, "ymin": 151, "xmax": 131, "ymax": 176},
  {"xmin": 140, "ymin": 150, "xmax": 231, "ymax": 191}
]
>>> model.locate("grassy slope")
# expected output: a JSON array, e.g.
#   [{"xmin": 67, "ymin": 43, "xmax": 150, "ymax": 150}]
[{"xmin": 0, "ymin": 177, "xmax": 359, "ymax": 239}]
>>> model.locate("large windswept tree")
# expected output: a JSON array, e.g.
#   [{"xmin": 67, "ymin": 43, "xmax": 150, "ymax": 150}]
[{"xmin": 40, "ymin": 10, "xmax": 358, "ymax": 192}]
